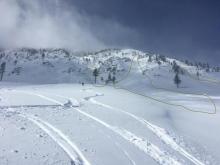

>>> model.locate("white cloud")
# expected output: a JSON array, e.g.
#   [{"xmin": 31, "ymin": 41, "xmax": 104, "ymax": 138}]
[{"xmin": 0, "ymin": 0, "xmax": 108, "ymax": 50}]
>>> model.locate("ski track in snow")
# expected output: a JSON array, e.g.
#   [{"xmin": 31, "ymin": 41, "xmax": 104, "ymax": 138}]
[
  {"xmin": 121, "ymin": 148, "xmax": 137, "ymax": 165},
  {"xmin": 13, "ymin": 90, "xmax": 64, "ymax": 106},
  {"xmin": 36, "ymin": 91, "xmax": 138, "ymax": 165},
  {"xmin": 13, "ymin": 90, "xmax": 182, "ymax": 165},
  {"xmin": 97, "ymin": 127, "xmax": 137, "ymax": 165},
  {"xmin": 113, "ymin": 140, "xmax": 137, "ymax": 165},
  {"xmin": 88, "ymin": 97, "xmax": 205, "ymax": 165},
  {"xmin": 72, "ymin": 107, "xmax": 182, "ymax": 165},
  {"xmin": 19, "ymin": 113, "xmax": 91, "ymax": 165}
]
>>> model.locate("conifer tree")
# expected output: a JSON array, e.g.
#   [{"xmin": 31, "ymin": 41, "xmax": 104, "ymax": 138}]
[
  {"xmin": 148, "ymin": 55, "xmax": 152, "ymax": 62},
  {"xmin": 174, "ymin": 73, "xmax": 181, "ymax": 88},
  {"xmin": 93, "ymin": 68, "xmax": 99, "ymax": 84},
  {"xmin": 196, "ymin": 71, "xmax": 200, "ymax": 79},
  {"xmin": 108, "ymin": 73, "xmax": 112, "ymax": 82},
  {"xmin": 0, "ymin": 62, "xmax": 6, "ymax": 81},
  {"xmin": 112, "ymin": 76, "xmax": 116, "ymax": 84}
]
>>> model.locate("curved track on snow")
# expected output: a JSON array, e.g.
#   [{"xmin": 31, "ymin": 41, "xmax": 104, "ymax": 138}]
[
  {"xmin": 87, "ymin": 95, "xmax": 205, "ymax": 165},
  {"xmin": 36, "ymin": 89, "xmax": 206, "ymax": 165},
  {"xmin": 13, "ymin": 90, "xmax": 182, "ymax": 165},
  {"xmin": 19, "ymin": 113, "xmax": 91, "ymax": 165}
]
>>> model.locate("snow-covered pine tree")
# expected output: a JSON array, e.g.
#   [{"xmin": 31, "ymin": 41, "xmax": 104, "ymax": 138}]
[{"xmin": 172, "ymin": 61, "xmax": 180, "ymax": 73}]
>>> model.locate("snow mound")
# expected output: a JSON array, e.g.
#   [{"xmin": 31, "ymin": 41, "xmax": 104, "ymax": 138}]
[{"xmin": 64, "ymin": 99, "xmax": 80, "ymax": 108}]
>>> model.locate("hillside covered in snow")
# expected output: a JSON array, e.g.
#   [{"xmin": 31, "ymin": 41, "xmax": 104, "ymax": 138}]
[
  {"xmin": 0, "ymin": 48, "xmax": 220, "ymax": 165},
  {"xmin": 0, "ymin": 48, "xmax": 219, "ymax": 85}
]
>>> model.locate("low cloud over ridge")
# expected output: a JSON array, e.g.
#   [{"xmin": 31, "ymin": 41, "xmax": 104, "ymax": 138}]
[{"xmin": 0, "ymin": 0, "xmax": 138, "ymax": 51}]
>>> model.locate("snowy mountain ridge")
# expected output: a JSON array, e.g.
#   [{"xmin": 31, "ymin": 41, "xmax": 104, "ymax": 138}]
[{"xmin": 0, "ymin": 48, "xmax": 216, "ymax": 84}]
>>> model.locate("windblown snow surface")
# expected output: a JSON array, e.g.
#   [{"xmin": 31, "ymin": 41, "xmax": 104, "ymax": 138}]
[{"xmin": 0, "ymin": 49, "xmax": 220, "ymax": 165}]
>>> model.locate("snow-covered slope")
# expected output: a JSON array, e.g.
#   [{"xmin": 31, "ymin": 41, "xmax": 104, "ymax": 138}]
[
  {"xmin": 1, "ymin": 48, "xmax": 219, "ymax": 93},
  {"xmin": 0, "ymin": 84, "xmax": 220, "ymax": 165},
  {"xmin": 0, "ymin": 48, "xmax": 220, "ymax": 165}
]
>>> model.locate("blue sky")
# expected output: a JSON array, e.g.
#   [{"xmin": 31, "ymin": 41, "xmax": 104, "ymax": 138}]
[
  {"xmin": 71, "ymin": 0, "xmax": 220, "ymax": 64},
  {"xmin": 0, "ymin": 0, "xmax": 219, "ymax": 64}
]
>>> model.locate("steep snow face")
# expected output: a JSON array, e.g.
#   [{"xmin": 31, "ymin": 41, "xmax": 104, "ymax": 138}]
[
  {"xmin": 0, "ymin": 49, "xmax": 174, "ymax": 81},
  {"xmin": 0, "ymin": 48, "xmax": 219, "ymax": 92},
  {"xmin": 0, "ymin": 49, "xmax": 92, "ymax": 83}
]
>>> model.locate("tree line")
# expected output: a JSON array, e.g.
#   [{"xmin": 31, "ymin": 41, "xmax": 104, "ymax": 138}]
[{"xmin": 93, "ymin": 67, "xmax": 117, "ymax": 85}]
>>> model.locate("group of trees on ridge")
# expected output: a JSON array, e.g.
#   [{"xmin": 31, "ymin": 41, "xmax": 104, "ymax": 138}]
[{"xmin": 93, "ymin": 67, "xmax": 117, "ymax": 85}]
